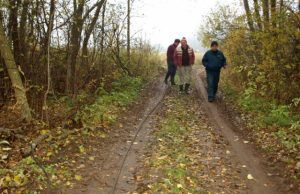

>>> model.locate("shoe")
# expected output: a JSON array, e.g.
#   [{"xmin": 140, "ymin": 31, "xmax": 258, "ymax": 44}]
[
  {"xmin": 208, "ymin": 98, "xmax": 214, "ymax": 102},
  {"xmin": 171, "ymin": 77, "xmax": 176, "ymax": 86},
  {"xmin": 184, "ymin": 84, "xmax": 190, "ymax": 94},
  {"xmin": 164, "ymin": 79, "xmax": 168, "ymax": 85},
  {"xmin": 179, "ymin": 85, "xmax": 184, "ymax": 94}
]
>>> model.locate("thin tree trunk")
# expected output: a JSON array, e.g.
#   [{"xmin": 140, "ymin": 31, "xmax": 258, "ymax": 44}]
[
  {"xmin": 262, "ymin": 0, "xmax": 270, "ymax": 29},
  {"xmin": 19, "ymin": 0, "xmax": 30, "ymax": 67},
  {"xmin": 81, "ymin": 0, "xmax": 106, "ymax": 66},
  {"xmin": 270, "ymin": 0, "xmax": 277, "ymax": 28},
  {"xmin": 243, "ymin": 0, "xmax": 255, "ymax": 32},
  {"xmin": 127, "ymin": 0, "xmax": 131, "ymax": 65},
  {"xmin": 42, "ymin": 0, "xmax": 55, "ymax": 123},
  {"xmin": 253, "ymin": 0, "xmax": 262, "ymax": 30},
  {"xmin": 0, "ymin": 20, "xmax": 32, "ymax": 121},
  {"xmin": 100, "ymin": 1, "xmax": 106, "ymax": 55},
  {"xmin": 8, "ymin": 0, "xmax": 21, "ymax": 66},
  {"xmin": 66, "ymin": 0, "xmax": 85, "ymax": 95},
  {"xmin": 99, "ymin": 0, "xmax": 107, "ymax": 79}
]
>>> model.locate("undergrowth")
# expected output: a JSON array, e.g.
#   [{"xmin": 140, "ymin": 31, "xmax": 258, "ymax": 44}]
[
  {"xmin": 223, "ymin": 82, "xmax": 300, "ymax": 175},
  {"xmin": 75, "ymin": 76, "xmax": 143, "ymax": 129}
]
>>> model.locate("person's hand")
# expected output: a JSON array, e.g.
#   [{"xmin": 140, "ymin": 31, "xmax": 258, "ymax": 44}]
[{"xmin": 223, "ymin": 64, "xmax": 227, "ymax": 69}]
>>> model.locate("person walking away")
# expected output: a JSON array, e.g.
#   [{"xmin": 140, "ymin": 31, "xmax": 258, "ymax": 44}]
[
  {"xmin": 165, "ymin": 39, "xmax": 181, "ymax": 85},
  {"xmin": 174, "ymin": 37, "xmax": 195, "ymax": 94},
  {"xmin": 202, "ymin": 41, "xmax": 227, "ymax": 102}
]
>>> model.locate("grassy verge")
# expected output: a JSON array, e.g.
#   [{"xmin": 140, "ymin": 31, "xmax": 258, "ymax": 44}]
[
  {"xmin": 222, "ymin": 81, "xmax": 300, "ymax": 179},
  {"xmin": 137, "ymin": 96, "xmax": 211, "ymax": 194},
  {"xmin": 0, "ymin": 76, "xmax": 144, "ymax": 193}
]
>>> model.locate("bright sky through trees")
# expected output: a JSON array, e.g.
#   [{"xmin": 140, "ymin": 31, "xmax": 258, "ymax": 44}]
[{"xmin": 132, "ymin": 0, "xmax": 238, "ymax": 50}]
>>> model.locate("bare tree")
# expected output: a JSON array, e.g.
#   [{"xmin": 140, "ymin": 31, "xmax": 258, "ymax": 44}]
[
  {"xmin": 262, "ymin": 0, "xmax": 270, "ymax": 29},
  {"xmin": 243, "ymin": 0, "xmax": 255, "ymax": 32},
  {"xmin": 270, "ymin": 0, "xmax": 277, "ymax": 27},
  {"xmin": 0, "ymin": 20, "xmax": 32, "ymax": 121},
  {"xmin": 81, "ymin": 0, "xmax": 106, "ymax": 66},
  {"xmin": 127, "ymin": 0, "xmax": 131, "ymax": 65},
  {"xmin": 66, "ymin": 0, "xmax": 85, "ymax": 95},
  {"xmin": 253, "ymin": 0, "xmax": 262, "ymax": 30}
]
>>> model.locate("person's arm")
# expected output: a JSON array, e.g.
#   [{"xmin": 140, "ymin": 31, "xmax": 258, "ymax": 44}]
[
  {"xmin": 167, "ymin": 46, "xmax": 172, "ymax": 60},
  {"xmin": 202, "ymin": 52, "xmax": 208, "ymax": 67},
  {"xmin": 173, "ymin": 49, "xmax": 179, "ymax": 66},
  {"xmin": 222, "ymin": 52, "xmax": 227, "ymax": 68},
  {"xmin": 191, "ymin": 49, "xmax": 195, "ymax": 65}
]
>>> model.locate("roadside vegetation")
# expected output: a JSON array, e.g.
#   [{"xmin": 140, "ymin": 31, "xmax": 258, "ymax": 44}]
[
  {"xmin": 136, "ymin": 92, "xmax": 247, "ymax": 193},
  {"xmin": 199, "ymin": 0, "xmax": 300, "ymax": 181}
]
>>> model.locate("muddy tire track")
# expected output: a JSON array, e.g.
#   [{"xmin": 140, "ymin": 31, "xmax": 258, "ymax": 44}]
[{"xmin": 194, "ymin": 67, "xmax": 282, "ymax": 194}]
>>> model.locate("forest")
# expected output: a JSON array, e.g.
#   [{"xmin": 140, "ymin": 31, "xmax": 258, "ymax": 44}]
[{"xmin": 0, "ymin": 0, "xmax": 299, "ymax": 193}]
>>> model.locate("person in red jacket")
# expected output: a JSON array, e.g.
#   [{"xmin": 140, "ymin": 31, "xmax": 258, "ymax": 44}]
[
  {"xmin": 174, "ymin": 37, "xmax": 195, "ymax": 94},
  {"xmin": 165, "ymin": 39, "xmax": 180, "ymax": 85}
]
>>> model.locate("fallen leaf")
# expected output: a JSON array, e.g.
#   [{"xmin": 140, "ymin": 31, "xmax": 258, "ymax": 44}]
[
  {"xmin": 247, "ymin": 174, "xmax": 254, "ymax": 180},
  {"xmin": 75, "ymin": 175, "xmax": 82, "ymax": 181},
  {"xmin": 177, "ymin": 184, "xmax": 183, "ymax": 189},
  {"xmin": 89, "ymin": 156, "xmax": 95, "ymax": 161}
]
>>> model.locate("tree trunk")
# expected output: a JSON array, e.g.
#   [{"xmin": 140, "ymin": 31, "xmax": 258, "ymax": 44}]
[
  {"xmin": 0, "ymin": 20, "xmax": 32, "ymax": 121},
  {"xmin": 66, "ymin": 0, "xmax": 85, "ymax": 95},
  {"xmin": 253, "ymin": 0, "xmax": 262, "ymax": 30},
  {"xmin": 270, "ymin": 0, "xmax": 277, "ymax": 28},
  {"xmin": 262, "ymin": 0, "xmax": 270, "ymax": 29},
  {"xmin": 19, "ymin": 0, "xmax": 30, "ymax": 67},
  {"xmin": 100, "ymin": 1, "xmax": 106, "ymax": 56},
  {"xmin": 81, "ymin": 0, "xmax": 106, "ymax": 66},
  {"xmin": 8, "ymin": 0, "xmax": 21, "ymax": 66},
  {"xmin": 127, "ymin": 0, "xmax": 131, "ymax": 65},
  {"xmin": 243, "ymin": 0, "xmax": 255, "ymax": 32}
]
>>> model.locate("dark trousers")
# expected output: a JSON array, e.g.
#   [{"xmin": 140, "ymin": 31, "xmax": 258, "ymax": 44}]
[
  {"xmin": 165, "ymin": 60, "xmax": 177, "ymax": 83},
  {"xmin": 206, "ymin": 70, "xmax": 221, "ymax": 99}
]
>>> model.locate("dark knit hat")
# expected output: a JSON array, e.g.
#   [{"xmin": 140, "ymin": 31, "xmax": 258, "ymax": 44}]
[{"xmin": 211, "ymin": 41, "xmax": 219, "ymax": 47}]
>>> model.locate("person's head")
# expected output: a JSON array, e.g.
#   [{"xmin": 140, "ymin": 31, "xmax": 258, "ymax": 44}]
[
  {"xmin": 211, "ymin": 41, "xmax": 219, "ymax": 51},
  {"xmin": 181, "ymin": 37, "xmax": 187, "ymax": 47},
  {"xmin": 174, "ymin": 39, "xmax": 180, "ymax": 46}
]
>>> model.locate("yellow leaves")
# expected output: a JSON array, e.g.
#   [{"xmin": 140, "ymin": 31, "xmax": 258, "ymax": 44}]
[
  {"xmin": 46, "ymin": 151, "xmax": 53, "ymax": 157},
  {"xmin": 88, "ymin": 156, "xmax": 95, "ymax": 161},
  {"xmin": 40, "ymin": 129, "xmax": 50, "ymax": 135},
  {"xmin": 79, "ymin": 145, "xmax": 85, "ymax": 154},
  {"xmin": 13, "ymin": 174, "xmax": 24, "ymax": 186},
  {"xmin": 65, "ymin": 181, "xmax": 72, "ymax": 186},
  {"xmin": 75, "ymin": 175, "xmax": 82, "ymax": 181},
  {"xmin": 176, "ymin": 183, "xmax": 183, "ymax": 189}
]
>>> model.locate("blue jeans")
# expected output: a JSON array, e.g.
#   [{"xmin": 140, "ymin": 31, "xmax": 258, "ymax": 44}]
[{"xmin": 206, "ymin": 70, "xmax": 220, "ymax": 100}]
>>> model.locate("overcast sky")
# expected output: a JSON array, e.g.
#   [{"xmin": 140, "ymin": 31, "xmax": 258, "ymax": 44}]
[{"xmin": 132, "ymin": 0, "xmax": 240, "ymax": 50}]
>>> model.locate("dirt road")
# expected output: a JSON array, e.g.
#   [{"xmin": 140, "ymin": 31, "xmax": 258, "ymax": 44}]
[{"xmin": 64, "ymin": 67, "xmax": 292, "ymax": 194}]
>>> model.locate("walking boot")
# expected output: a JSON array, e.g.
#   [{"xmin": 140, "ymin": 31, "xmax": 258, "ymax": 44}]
[
  {"xmin": 171, "ymin": 77, "xmax": 176, "ymax": 86},
  {"xmin": 164, "ymin": 79, "xmax": 168, "ymax": 85},
  {"xmin": 179, "ymin": 85, "xmax": 184, "ymax": 94},
  {"xmin": 185, "ymin": 84, "xmax": 190, "ymax": 94}
]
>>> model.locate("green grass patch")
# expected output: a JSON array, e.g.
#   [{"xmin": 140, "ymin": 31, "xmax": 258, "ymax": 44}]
[
  {"xmin": 142, "ymin": 97, "xmax": 209, "ymax": 194},
  {"xmin": 75, "ymin": 76, "xmax": 143, "ymax": 129},
  {"xmin": 223, "ymin": 82, "xmax": 300, "ymax": 171}
]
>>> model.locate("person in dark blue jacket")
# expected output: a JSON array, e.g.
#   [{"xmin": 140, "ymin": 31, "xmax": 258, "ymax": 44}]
[{"xmin": 202, "ymin": 41, "xmax": 227, "ymax": 102}]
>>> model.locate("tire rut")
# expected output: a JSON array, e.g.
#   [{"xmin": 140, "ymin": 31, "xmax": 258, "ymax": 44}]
[{"xmin": 193, "ymin": 67, "xmax": 282, "ymax": 194}]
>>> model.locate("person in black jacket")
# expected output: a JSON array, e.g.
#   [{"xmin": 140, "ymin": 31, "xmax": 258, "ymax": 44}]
[{"xmin": 202, "ymin": 41, "xmax": 227, "ymax": 102}]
